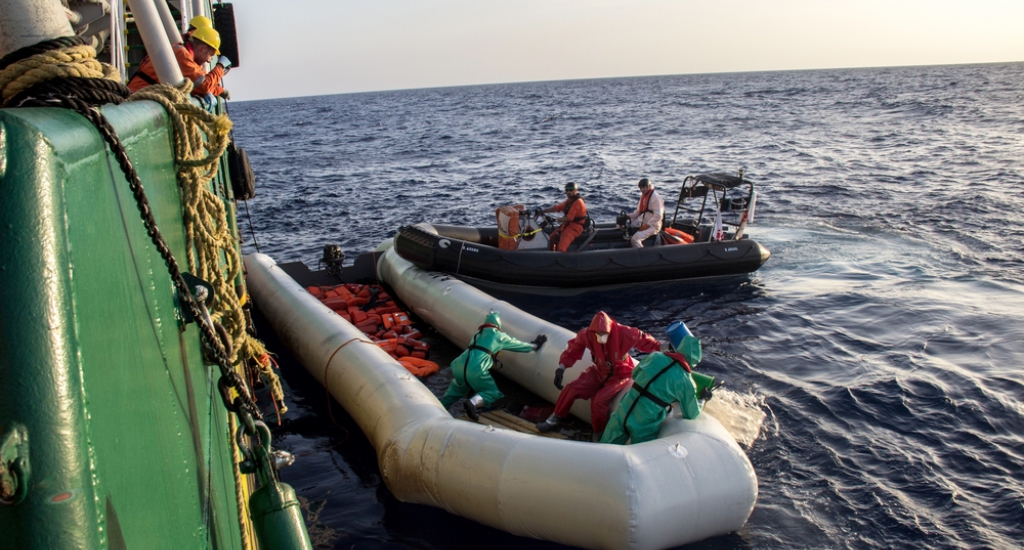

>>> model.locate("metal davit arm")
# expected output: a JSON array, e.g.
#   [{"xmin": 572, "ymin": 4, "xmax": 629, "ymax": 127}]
[{"xmin": 124, "ymin": 0, "xmax": 185, "ymax": 86}]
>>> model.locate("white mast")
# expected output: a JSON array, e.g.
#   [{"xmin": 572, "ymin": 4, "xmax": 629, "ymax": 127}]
[{"xmin": 124, "ymin": 0, "xmax": 185, "ymax": 86}]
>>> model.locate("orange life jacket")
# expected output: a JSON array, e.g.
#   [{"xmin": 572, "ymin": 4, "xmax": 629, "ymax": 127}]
[
  {"xmin": 637, "ymin": 191, "xmax": 653, "ymax": 230},
  {"xmin": 661, "ymin": 227, "xmax": 695, "ymax": 245},
  {"xmin": 562, "ymin": 195, "xmax": 587, "ymax": 225},
  {"xmin": 496, "ymin": 205, "xmax": 525, "ymax": 250},
  {"xmin": 382, "ymin": 312, "xmax": 412, "ymax": 329},
  {"xmin": 398, "ymin": 356, "xmax": 440, "ymax": 377},
  {"xmin": 306, "ymin": 286, "xmax": 325, "ymax": 299}
]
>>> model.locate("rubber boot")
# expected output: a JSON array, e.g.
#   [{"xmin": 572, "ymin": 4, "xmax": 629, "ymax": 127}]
[
  {"xmin": 465, "ymin": 394, "xmax": 485, "ymax": 421},
  {"xmin": 536, "ymin": 414, "xmax": 562, "ymax": 433}
]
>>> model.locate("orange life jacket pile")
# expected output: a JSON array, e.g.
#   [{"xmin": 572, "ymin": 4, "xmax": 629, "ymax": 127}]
[{"xmin": 305, "ymin": 283, "xmax": 440, "ymax": 377}]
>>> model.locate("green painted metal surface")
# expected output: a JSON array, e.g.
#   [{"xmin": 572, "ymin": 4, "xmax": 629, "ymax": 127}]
[{"xmin": 0, "ymin": 102, "xmax": 246, "ymax": 549}]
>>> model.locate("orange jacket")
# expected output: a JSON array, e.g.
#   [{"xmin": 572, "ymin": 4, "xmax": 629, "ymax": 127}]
[
  {"xmin": 128, "ymin": 43, "xmax": 225, "ymax": 96},
  {"xmin": 554, "ymin": 195, "xmax": 587, "ymax": 229}
]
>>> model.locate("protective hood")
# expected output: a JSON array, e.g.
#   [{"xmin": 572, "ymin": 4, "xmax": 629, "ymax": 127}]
[
  {"xmin": 680, "ymin": 336, "xmax": 702, "ymax": 368},
  {"xmin": 589, "ymin": 311, "xmax": 613, "ymax": 333},
  {"xmin": 484, "ymin": 310, "xmax": 501, "ymax": 330}
]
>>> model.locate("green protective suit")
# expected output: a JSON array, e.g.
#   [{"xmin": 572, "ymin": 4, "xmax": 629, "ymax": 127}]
[
  {"xmin": 601, "ymin": 340, "xmax": 702, "ymax": 445},
  {"xmin": 440, "ymin": 311, "xmax": 534, "ymax": 409}
]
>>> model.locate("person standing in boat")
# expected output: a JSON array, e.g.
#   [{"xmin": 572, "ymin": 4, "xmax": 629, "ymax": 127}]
[
  {"xmin": 538, "ymin": 182, "xmax": 588, "ymax": 252},
  {"xmin": 624, "ymin": 177, "xmax": 665, "ymax": 248},
  {"xmin": 440, "ymin": 310, "xmax": 546, "ymax": 420},
  {"xmin": 536, "ymin": 311, "xmax": 662, "ymax": 437},
  {"xmin": 601, "ymin": 321, "xmax": 708, "ymax": 445}
]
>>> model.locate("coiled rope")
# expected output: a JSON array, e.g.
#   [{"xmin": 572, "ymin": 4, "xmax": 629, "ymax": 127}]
[{"xmin": 0, "ymin": 37, "xmax": 119, "ymax": 104}]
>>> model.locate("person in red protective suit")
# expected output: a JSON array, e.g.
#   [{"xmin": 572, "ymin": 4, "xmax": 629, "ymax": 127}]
[
  {"xmin": 539, "ymin": 182, "xmax": 588, "ymax": 252},
  {"xmin": 128, "ymin": 26, "xmax": 230, "ymax": 98},
  {"xmin": 535, "ymin": 311, "xmax": 662, "ymax": 436}
]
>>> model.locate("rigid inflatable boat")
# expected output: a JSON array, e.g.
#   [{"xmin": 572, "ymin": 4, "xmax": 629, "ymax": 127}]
[
  {"xmin": 394, "ymin": 173, "xmax": 771, "ymax": 293},
  {"xmin": 245, "ymin": 247, "xmax": 758, "ymax": 550}
]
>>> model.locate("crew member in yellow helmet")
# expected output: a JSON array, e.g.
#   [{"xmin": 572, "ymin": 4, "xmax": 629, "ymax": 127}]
[
  {"xmin": 128, "ymin": 25, "xmax": 230, "ymax": 98},
  {"xmin": 182, "ymin": 15, "xmax": 213, "ymax": 53}
]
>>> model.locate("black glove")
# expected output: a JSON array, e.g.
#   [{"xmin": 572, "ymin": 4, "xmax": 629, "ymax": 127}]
[
  {"xmin": 532, "ymin": 207, "xmax": 543, "ymax": 218},
  {"xmin": 553, "ymin": 365, "xmax": 566, "ymax": 390},
  {"xmin": 700, "ymin": 380, "xmax": 723, "ymax": 402},
  {"xmin": 531, "ymin": 334, "xmax": 547, "ymax": 351}
]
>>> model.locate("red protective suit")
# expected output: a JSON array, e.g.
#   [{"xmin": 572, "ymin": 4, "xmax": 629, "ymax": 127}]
[
  {"xmin": 549, "ymin": 195, "xmax": 587, "ymax": 252},
  {"xmin": 554, "ymin": 311, "xmax": 661, "ymax": 433},
  {"xmin": 128, "ymin": 43, "xmax": 225, "ymax": 96}
]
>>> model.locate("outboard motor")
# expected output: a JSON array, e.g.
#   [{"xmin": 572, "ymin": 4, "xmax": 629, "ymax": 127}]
[
  {"xmin": 320, "ymin": 244, "xmax": 344, "ymax": 278},
  {"xmin": 616, "ymin": 210, "xmax": 630, "ymax": 239}
]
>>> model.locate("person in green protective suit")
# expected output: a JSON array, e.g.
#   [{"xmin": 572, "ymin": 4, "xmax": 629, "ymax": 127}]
[
  {"xmin": 600, "ymin": 320, "xmax": 711, "ymax": 445},
  {"xmin": 440, "ymin": 310, "xmax": 546, "ymax": 420}
]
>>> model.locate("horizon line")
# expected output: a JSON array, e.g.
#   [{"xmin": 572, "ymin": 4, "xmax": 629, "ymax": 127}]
[{"xmin": 234, "ymin": 59, "xmax": 1023, "ymax": 103}]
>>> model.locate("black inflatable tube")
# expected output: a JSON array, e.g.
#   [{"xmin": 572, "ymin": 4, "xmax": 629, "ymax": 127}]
[{"xmin": 394, "ymin": 223, "xmax": 770, "ymax": 290}]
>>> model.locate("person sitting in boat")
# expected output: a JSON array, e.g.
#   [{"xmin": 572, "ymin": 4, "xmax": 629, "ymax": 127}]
[
  {"xmin": 600, "ymin": 321, "xmax": 709, "ymax": 445},
  {"xmin": 440, "ymin": 310, "xmax": 546, "ymax": 420},
  {"xmin": 538, "ymin": 182, "xmax": 588, "ymax": 252},
  {"xmin": 535, "ymin": 311, "xmax": 662, "ymax": 437},
  {"xmin": 623, "ymin": 177, "xmax": 665, "ymax": 248},
  {"xmin": 128, "ymin": 26, "xmax": 231, "ymax": 100}
]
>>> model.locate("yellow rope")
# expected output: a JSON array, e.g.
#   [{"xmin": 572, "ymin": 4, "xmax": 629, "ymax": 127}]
[
  {"xmin": 498, "ymin": 226, "xmax": 543, "ymax": 239},
  {"xmin": 228, "ymin": 414, "xmax": 255, "ymax": 550},
  {"xmin": 0, "ymin": 45, "xmax": 119, "ymax": 101},
  {"xmin": 126, "ymin": 82, "xmax": 287, "ymax": 413}
]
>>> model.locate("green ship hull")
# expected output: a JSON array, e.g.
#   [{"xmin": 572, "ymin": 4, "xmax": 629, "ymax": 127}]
[{"xmin": 0, "ymin": 101, "xmax": 251, "ymax": 549}]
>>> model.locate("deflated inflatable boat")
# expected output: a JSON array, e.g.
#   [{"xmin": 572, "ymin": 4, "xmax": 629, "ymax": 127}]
[{"xmin": 245, "ymin": 249, "xmax": 757, "ymax": 550}]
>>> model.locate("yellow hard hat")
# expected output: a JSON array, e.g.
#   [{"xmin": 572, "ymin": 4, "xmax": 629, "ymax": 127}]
[
  {"xmin": 191, "ymin": 26, "xmax": 221, "ymax": 55},
  {"xmin": 188, "ymin": 15, "xmax": 213, "ymax": 30}
]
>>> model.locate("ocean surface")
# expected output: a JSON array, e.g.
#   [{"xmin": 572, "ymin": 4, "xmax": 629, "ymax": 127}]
[{"xmin": 230, "ymin": 63, "xmax": 1024, "ymax": 549}]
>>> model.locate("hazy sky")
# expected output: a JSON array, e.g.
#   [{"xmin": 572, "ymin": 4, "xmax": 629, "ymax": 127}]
[{"xmin": 226, "ymin": 1, "xmax": 1023, "ymax": 101}]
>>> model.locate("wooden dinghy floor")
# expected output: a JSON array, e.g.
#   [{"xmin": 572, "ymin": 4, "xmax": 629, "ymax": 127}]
[{"xmin": 456, "ymin": 409, "xmax": 570, "ymax": 439}]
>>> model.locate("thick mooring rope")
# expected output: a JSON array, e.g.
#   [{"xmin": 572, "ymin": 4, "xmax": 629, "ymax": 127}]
[
  {"xmin": 127, "ymin": 84, "xmax": 286, "ymax": 411},
  {"xmin": 0, "ymin": 43, "xmax": 119, "ymax": 102}
]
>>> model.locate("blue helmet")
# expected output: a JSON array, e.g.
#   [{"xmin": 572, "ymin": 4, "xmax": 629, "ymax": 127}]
[
  {"xmin": 667, "ymin": 321, "xmax": 702, "ymax": 367},
  {"xmin": 666, "ymin": 321, "xmax": 693, "ymax": 350}
]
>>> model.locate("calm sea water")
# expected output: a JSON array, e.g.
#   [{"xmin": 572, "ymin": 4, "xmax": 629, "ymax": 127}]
[{"xmin": 231, "ymin": 63, "xmax": 1024, "ymax": 549}]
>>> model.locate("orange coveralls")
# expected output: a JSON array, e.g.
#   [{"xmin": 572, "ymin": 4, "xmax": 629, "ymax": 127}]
[{"xmin": 550, "ymin": 195, "xmax": 587, "ymax": 252}]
